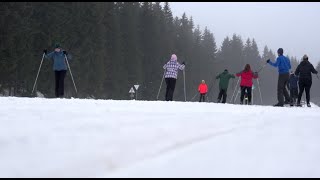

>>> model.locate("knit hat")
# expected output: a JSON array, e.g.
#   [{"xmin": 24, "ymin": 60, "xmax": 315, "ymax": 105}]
[
  {"xmin": 54, "ymin": 43, "xmax": 61, "ymax": 48},
  {"xmin": 171, "ymin": 54, "xmax": 177, "ymax": 61},
  {"xmin": 277, "ymin": 48, "xmax": 283, "ymax": 55},
  {"xmin": 303, "ymin": 54, "xmax": 308, "ymax": 60}
]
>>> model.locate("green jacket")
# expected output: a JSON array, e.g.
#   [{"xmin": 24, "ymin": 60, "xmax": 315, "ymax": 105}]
[{"xmin": 216, "ymin": 71, "xmax": 235, "ymax": 90}]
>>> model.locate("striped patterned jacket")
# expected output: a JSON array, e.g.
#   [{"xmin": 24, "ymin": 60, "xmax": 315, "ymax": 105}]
[{"xmin": 163, "ymin": 60, "xmax": 185, "ymax": 79}]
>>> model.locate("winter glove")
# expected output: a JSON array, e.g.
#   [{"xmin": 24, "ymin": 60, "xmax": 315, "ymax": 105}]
[
  {"xmin": 43, "ymin": 49, "xmax": 47, "ymax": 54},
  {"xmin": 182, "ymin": 61, "xmax": 185, "ymax": 65},
  {"xmin": 266, "ymin": 59, "xmax": 270, "ymax": 63},
  {"xmin": 63, "ymin": 50, "xmax": 68, "ymax": 55}
]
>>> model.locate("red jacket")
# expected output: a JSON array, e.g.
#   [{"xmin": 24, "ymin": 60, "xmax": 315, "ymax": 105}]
[
  {"xmin": 198, "ymin": 83, "xmax": 208, "ymax": 94},
  {"xmin": 236, "ymin": 70, "xmax": 258, "ymax": 87}
]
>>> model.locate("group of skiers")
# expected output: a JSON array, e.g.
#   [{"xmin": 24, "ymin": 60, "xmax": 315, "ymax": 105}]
[
  {"xmin": 266, "ymin": 48, "xmax": 318, "ymax": 107},
  {"xmin": 42, "ymin": 43, "xmax": 318, "ymax": 107},
  {"xmin": 195, "ymin": 64, "xmax": 258, "ymax": 105},
  {"xmin": 162, "ymin": 48, "xmax": 318, "ymax": 107}
]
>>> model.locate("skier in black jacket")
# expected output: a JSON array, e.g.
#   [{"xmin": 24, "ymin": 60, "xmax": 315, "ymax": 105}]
[{"xmin": 294, "ymin": 54, "xmax": 318, "ymax": 107}]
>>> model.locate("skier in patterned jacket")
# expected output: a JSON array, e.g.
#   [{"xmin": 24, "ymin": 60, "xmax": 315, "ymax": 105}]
[{"xmin": 163, "ymin": 54, "xmax": 185, "ymax": 101}]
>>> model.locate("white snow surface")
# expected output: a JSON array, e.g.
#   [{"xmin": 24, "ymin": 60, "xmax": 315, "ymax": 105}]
[{"xmin": 0, "ymin": 97, "xmax": 320, "ymax": 178}]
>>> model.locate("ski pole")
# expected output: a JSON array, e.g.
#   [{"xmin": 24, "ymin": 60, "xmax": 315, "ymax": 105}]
[
  {"xmin": 206, "ymin": 93, "xmax": 210, "ymax": 102},
  {"xmin": 230, "ymin": 77, "xmax": 240, "ymax": 103},
  {"xmin": 32, "ymin": 53, "xmax": 45, "ymax": 95},
  {"xmin": 317, "ymin": 74, "xmax": 319, "ymax": 80},
  {"xmin": 183, "ymin": 56, "xmax": 187, "ymax": 102},
  {"xmin": 191, "ymin": 92, "xmax": 198, "ymax": 101},
  {"xmin": 205, "ymin": 74, "xmax": 217, "ymax": 102},
  {"xmin": 252, "ymin": 88, "xmax": 254, "ymax": 105},
  {"xmin": 156, "ymin": 70, "xmax": 165, "ymax": 100},
  {"xmin": 257, "ymin": 78, "xmax": 263, "ymax": 105},
  {"xmin": 208, "ymin": 78, "xmax": 217, "ymax": 102},
  {"xmin": 234, "ymin": 87, "xmax": 241, "ymax": 104},
  {"xmin": 183, "ymin": 69, "xmax": 186, "ymax": 102},
  {"xmin": 64, "ymin": 54, "xmax": 78, "ymax": 94},
  {"xmin": 257, "ymin": 62, "xmax": 267, "ymax": 73}
]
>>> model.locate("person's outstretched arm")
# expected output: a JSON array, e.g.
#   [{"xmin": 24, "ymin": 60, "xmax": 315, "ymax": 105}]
[
  {"xmin": 44, "ymin": 50, "xmax": 54, "ymax": 59},
  {"xmin": 311, "ymin": 64, "xmax": 318, "ymax": 74},
  {"xmin": 178, "ymin": 61, "xmax": 185, "ymax": 70},
  {"xmin": 267, "ymin": 57, "xmax": 279, "ymax": 67}
]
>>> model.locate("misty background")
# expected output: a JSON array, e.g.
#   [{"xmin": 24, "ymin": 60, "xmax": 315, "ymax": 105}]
[
  {"xmin": 1, "ymin": 2, "xmax": 319, "ymax": 105},
  {"xmin": 170, "ymin": 2, "xmax": 320, "ymax": 65}
]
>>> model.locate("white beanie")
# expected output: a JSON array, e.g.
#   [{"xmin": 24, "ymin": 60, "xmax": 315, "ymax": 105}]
[{"xmin": 171, "ymin": 54, "xmax": 177, "ymax": 61}]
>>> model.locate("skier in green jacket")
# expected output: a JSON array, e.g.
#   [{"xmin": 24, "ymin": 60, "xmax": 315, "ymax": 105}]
[{"xmin": 216, "ymin": 69, "xmax": 235, "ymax": 103}]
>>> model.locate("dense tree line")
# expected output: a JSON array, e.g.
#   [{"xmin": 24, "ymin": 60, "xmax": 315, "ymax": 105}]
[{"xmin": 1, "ymin": 2, "xmax": 319, "ymax": 105}]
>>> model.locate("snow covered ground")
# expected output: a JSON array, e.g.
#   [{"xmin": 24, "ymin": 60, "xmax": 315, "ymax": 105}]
[{"xmin": 0, "ymin": 97, "xmax": 320, "ymax": 178}]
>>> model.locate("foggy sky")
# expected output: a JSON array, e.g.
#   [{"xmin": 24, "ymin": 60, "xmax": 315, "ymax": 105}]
[{"xmin": 169, "ymin": 2, "xmax": 320, "ymax": 65}]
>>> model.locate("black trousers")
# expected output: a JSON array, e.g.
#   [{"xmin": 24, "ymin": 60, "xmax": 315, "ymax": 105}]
[
  {"xmin": 55, "ymin": 70, "xmax": 67, "ymax": 97},
  {"xmin": 199, "ymin": 93, "xmax": 206, "ymax": 102},
  {"xmin": 298, "ymin": 80, "xmax": 312, "ymax": 104},
  {"xmin": 277, "ymin": 73, "xmax": 290, "ymax": 104},
  {"xmin": 165, "ymin": 78, "xmax": 176, "ymax": 101},
  {"xmin": 240, "ymin": 86, "xmax": 252, "ymax": 104},
  {"xmin": 217, "ymin": 89, "xmax": 227, "ymax": 103},
  {"xmin": 290, "ymin": 88, "xmax": 298, "ymax": 104}
]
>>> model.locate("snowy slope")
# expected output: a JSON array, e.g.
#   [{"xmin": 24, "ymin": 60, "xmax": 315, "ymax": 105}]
[{"xmin": 0, "ymin": 97, "xmax": 319, "ymax": 178}]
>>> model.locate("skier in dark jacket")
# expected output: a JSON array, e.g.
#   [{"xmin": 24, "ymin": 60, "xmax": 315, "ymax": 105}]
[
  {"xmin": 288, "ymin": 71, "xmax": 299, "ymax": 106},
  {"xmin": 267, "ymin": 48, "xmax": 291, "ymax": 107},
  {"xmin": 43, "ymin": 43, "xmax": 71, "ymax": 98},
  {"xmin": 216, "ymin": 69, "xmax": 235, "ymax": 103},
  {"xmin": 294, "ymin": 54, "xmax": 318, "ymax": 107}
]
